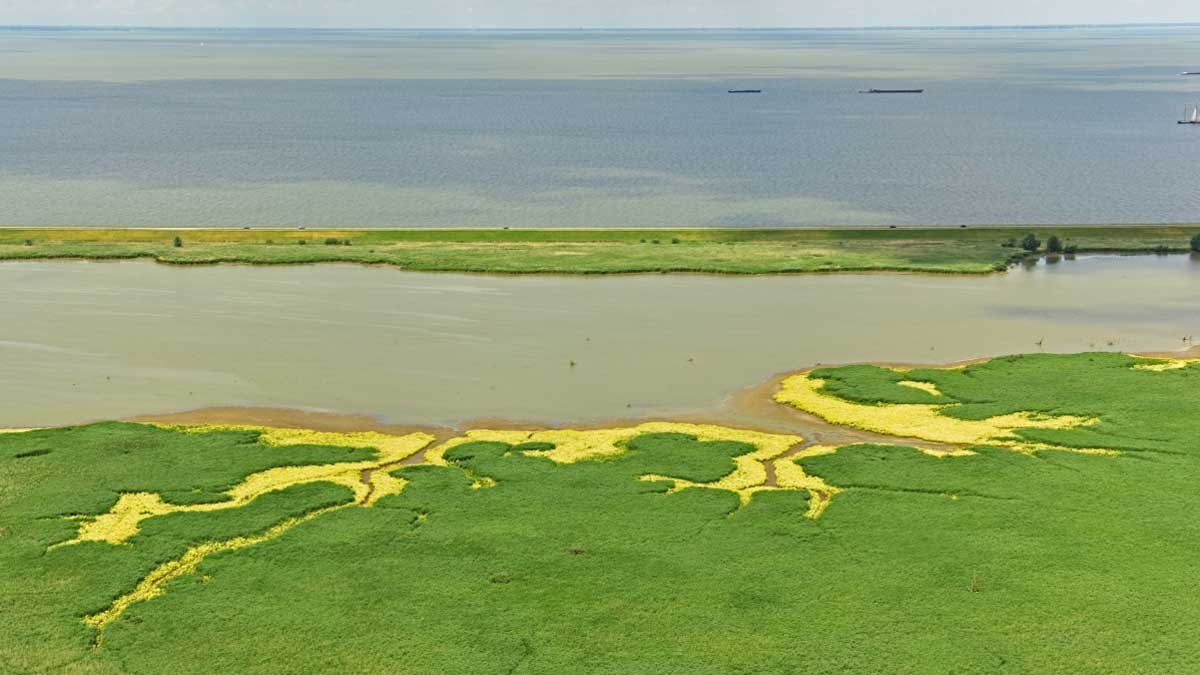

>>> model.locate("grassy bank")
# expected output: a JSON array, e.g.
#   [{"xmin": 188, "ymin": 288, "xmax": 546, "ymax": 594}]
[
  {"xmin": 1, "ymin": 225, "xmax": 1197, "ymax": 274},
  {"xmin": 6, "ymin": 352, "xmax": 1200, "ymax": 672}
]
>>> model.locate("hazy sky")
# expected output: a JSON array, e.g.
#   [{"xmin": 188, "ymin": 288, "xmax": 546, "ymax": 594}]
[{"xmin": 0, "ymin": 0, "xmax": 1193, "ymax": 28}]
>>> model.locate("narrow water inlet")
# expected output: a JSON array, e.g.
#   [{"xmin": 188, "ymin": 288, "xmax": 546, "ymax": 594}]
[{"xmin": 1, "ymin": 254, "xmax": 1198, "ymax": 427}]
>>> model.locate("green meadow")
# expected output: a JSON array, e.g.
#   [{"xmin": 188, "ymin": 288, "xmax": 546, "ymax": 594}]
[
  {"xmin": 5, "ymin": 352, "xmax": 1200, "ymax": 673},
  {"xmin": 1, "ymin": 225, "xmax": 1197, "ymax": 274}
]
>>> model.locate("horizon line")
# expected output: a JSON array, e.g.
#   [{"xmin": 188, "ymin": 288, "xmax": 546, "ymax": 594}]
[{"xmin": 2, "ymin": 21, "xmax": 1199, "ymax": 32}]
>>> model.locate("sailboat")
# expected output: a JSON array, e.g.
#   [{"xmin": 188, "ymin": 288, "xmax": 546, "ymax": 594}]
[{"xmin": 1179, "ymin": 104, "xmax": 1200, "ymax": 125}]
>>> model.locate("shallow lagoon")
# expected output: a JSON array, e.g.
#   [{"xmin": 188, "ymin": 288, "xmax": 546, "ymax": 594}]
[{"xmin": 2, "ymin": 254, "xmax": 1197, "ymax": 427}]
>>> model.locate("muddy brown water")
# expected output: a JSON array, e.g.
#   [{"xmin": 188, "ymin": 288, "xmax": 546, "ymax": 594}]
[{"xmin": 3, "ymin": 254, "xmax": 1199, "ymax": 429}]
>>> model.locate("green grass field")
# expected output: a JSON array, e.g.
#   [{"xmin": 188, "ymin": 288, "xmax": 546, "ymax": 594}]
[
  {"xmin": 5, "ymin": 352, "xmax": 1200, "ymax": 673},
  {"xmin": 1, "ymin": 225, "xmax": 1197, "ymax": 274}
]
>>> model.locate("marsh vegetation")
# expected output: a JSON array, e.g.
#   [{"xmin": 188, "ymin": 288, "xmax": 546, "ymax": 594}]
[
  {"xmin": 5, "ymin": 353, "xmax": 1200, "ymax": 673},
  {"xmin": 1, "ymin": 226, "xmax": 1198, "ymax": 275}
]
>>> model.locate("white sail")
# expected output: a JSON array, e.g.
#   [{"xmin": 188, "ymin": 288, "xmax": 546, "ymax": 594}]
[{"xmin": 1191, "ymin": 105, "xmax": 1198, "ymax": 123}]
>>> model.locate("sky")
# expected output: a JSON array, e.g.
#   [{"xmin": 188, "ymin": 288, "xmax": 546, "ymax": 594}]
[{"xmin": 0, "ymin": 0, "xmax": 1193, "ymax": 29}]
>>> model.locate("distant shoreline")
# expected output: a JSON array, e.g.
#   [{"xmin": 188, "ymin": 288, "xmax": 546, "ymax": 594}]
[
  {"xmin": 1, "ymin": 225, "xmax": 1196, "ymax": 276},
  {"xmin": 4, "ymin": 23, "xmax": 1199, "ymax": 32}
]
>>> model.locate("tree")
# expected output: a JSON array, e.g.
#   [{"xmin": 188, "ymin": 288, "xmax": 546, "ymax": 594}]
[
  {"xmin": 1192, "ymin": 233, "xmax": 1200, "ymax": 252},
  {"xmin": 1045, "ymin": 235, "xmax": 1062, "ymax": 253},
  {"xmin": 1020, "ymin": 233, "xmax": 1041, "ymax": 253},
  {"xmin": 173, "ymin": 236, "xmax": 183, "ymax": 248}
]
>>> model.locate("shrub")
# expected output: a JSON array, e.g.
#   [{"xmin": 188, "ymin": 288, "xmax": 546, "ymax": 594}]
[
  {"xmin": 24, "ymin": 239, "xmax": 32, "ymax": 247},
  {"xmin": 1154, "ymin": 244, "xmax": 1170, "ymax": 255},
  {"xmin": 1020, "ymin": 233, "xmax": 1040, "ymax": 253},
  {"xmin": 671, "ymin": 237, "xmax": 680, "ymax": 244},
  {"xmin": 298, "ymin": 239, "xmax": 307, "ymax": 246},
  {"xmin": 1001, "ymin": 237, "xmax": 1016, "ymax": 248},
  {"xmin": 1045, "ymin": 235, "xmax": 1062, "ymax": 253},
  {"xmin": 1064, "ymin": 243, "xmax": 1078, "ymax": 254},
  {"xmin": 651, "ymin": 239, "xmax": 660, "ymax": 244},
  {"xmin": 324, "ymin": 238, "xmax": 342, "ymax": 246},
  {"xmin": 173, "ymin": 236, "xmax": 182, "ymax": 248},
  {"xmin": 1191, "ymin": 233, "xmax": 1200, "ymax": 252}
]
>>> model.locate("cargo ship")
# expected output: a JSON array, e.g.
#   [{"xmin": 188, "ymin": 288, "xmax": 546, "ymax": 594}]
[
  {"xmin": 860, "ymin": 88, "xmax": 924, "ymax": 94},
  {"xmin": 727, "ymin": 89, "xmax": 762, "ymax": 94}
]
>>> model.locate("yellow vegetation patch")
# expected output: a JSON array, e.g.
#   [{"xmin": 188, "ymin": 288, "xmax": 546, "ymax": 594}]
[
  {"xmin": 897, "ymin": 380, "xmax": 942, "ymax": 396},
  {"xmin": 364, "ymin": 471, "xmax": 409, "ymax": 506},
  {"xmin": 0, "ymin": 428, "xmax": 36, "ymax": 434},
  {"xmin": 55, "ymin": 427, "xmax": 433, "ymax": 547},
  {"xmin": 161, "ymin": 425, "xmax": 431, "ymax": 464},
  {"xmin": 64, "ymin": 421, "xmax": 829, "ymax": 642},
  {"xmin": 426, "ymin": 427, "xmax": 631, "ymax": 465},
  {"xmin": 1130, "ymin": 356, "xmax": 1200, "ymax": 372},
  {"xmin": 639, "ymin": 442, "xmax": 965, "ymax": 519},
  {"xmin": 642, "ymin": 441, "xmax": 838, "ymax": 517},
  {"xmin": 470, "ymin": 476, "xmax": 497, "ymax": 489},
  {"xmin": 1020, "ymin": 443, "xmax": 1119, "ymax": 457},
  {"xmin": 56, "ymin": 493, "xmax": 174, "ymax": 549},
  {"xmin": 84, "ymin": 503, "xmax": 350, "ymax": 643},
  {"xmin": 433, "ymin": 422, "xmax": 850, "ymax": 515},
  {"xmin": 774, "ymin": 371, "xmax": 1098, "ymax": 453},
  {"xmin": 57, "ymin": 414, "xmax": 1062, "ymax": 644},
  {"xmin": 643, "ymin": 431, "xmax": 798, "ymax": 491},
  {"xmin": 771, "ymin": 443, "xmax": 974, "ymax": 517},
  {"xmin": 769, "ymin": 445, "xmax": 843, "ymax": 517},
  {"xmin": 914, "ymin": 446, "xmax": 977, "ymax": 458},
  {"xmin": 427, "ymin": 422, "xmax": 802, "ymax": 466}
]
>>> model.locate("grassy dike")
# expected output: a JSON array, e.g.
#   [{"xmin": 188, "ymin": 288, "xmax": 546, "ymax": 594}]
[{"xmin": 1, "ymin": 225, "xmax": 1197, "ymax": 274}]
